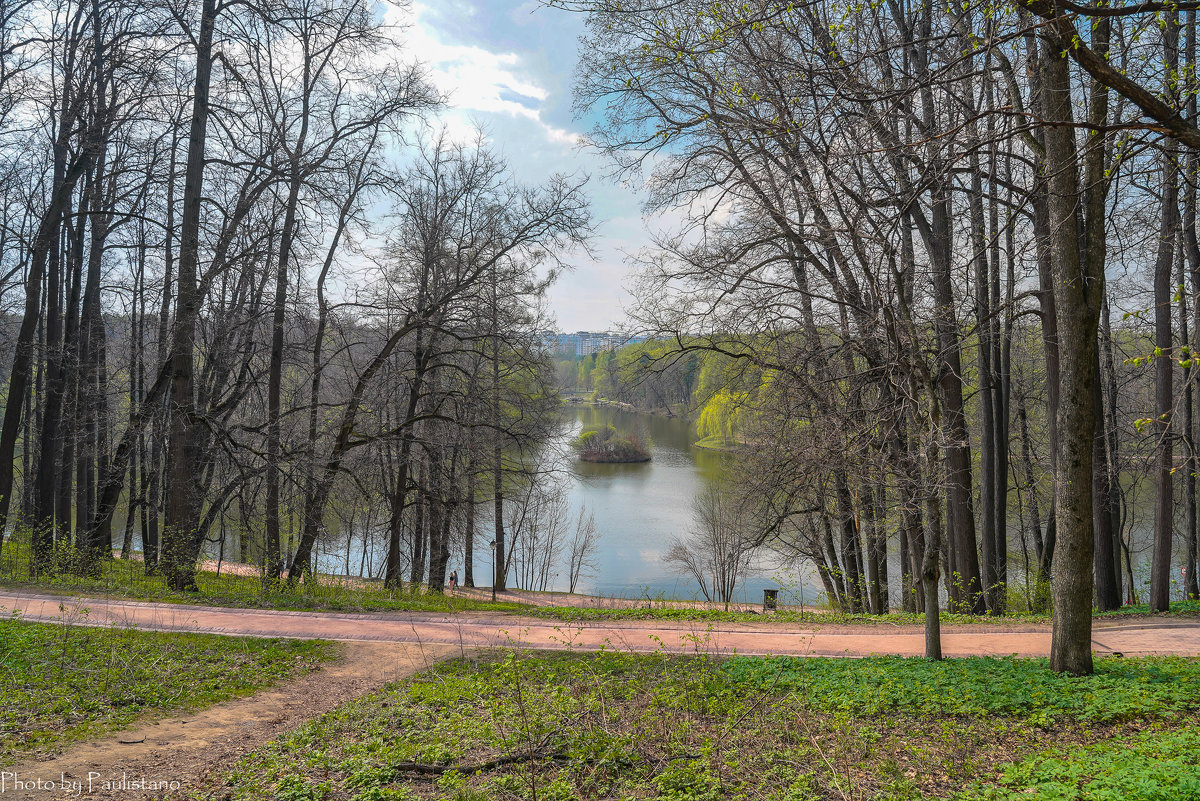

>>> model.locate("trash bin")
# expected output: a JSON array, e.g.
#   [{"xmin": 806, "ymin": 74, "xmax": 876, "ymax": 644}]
[{"xmin": 763, "ymin": 588, "xmax": 779, "ymax": 611}]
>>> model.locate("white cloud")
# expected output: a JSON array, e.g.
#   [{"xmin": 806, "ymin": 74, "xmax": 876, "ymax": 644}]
[{"xmin": 390, "ymin": 2, "xmax": 582, "ymax": 149}]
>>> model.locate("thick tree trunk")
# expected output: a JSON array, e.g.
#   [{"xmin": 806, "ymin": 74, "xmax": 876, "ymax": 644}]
[
  {"xmin": 1042, "ymin": 37, "xmax": 1100, "ymax": 675},
  {"xmin": 162, "ymin": 0, "xmax": 218, "ymax": 591}
]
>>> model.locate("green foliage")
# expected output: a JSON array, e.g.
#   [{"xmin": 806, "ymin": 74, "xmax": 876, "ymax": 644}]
[
  {"xmin": 721, "ymin": 655, "xmax": 1200, "ymax": 722},
  {"xmin": 197, "ymin": 651, "xmax": 1200, "ymax": 801},
  {"xmin": 525, "ymin": 604, "xmax": 1053, "ymax": 625},
  {"xmin": 653, "ymin": 759, "xmax": 724, "ymax": 800},
  {"xmin": 274, "ymin": 774, "xmax": 333, "ymax": 801},
  {"xmin": 1096, "ymin": 599, "xmax": 1200, "ymax": 617},
  {"xmin": 0, "ymin": 616, "xmax": 335, "ymax": 764},
  {"xmin": 958, "ymin": 727, "xmax": 1200, "ymax": 801},
  {"xmin": 695, "ymin": 386, "xmax": 750, "ymax": 446}
]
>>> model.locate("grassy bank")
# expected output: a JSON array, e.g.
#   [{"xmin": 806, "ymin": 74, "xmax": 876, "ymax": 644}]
[
  {"xmin": 0, "ymin": 538, "xmax": 526, "ymax": 615},
  {"xmin": 3, "ymin": 538, "xmax": 1196, "ymax": 623},
  {"xmin": 526, "ymin": 599, "xmax": 1199, "ymax": 624},
  {"xmin": 0, "ymin": 617, "xmax": 337, "ymax": 765},
  {"xmin": 192, "ymin": 651, "xmax": 1200, "ymax": 800}
]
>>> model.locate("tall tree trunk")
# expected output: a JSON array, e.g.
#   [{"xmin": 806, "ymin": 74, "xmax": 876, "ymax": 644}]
[
  {"xmin": 162, "ymin": 0, "xmax": 218, "ymax": 591},
  {"xmin": 1180, "ymin": 6, "xmax": 1200, "ymax": 599},
  {"xmin": 993, "ymin": 136, "xmax": 1014, "ymax": 616},
  {"xmin": 1185, "ymin": 6, "xmax": 1200, "ymax": 601},
  {"xmin": 1100, "ymin": 291, "xmax": 1125, "ymax": 602},
  {"xmin": 491, "ymin": 291, "xmax": 507, "ymax": 592},
  {"xmin": 78, "ymin": 145, "xmax": 112, "ymax": 571},
  {"xmin": 1179, "ymin": 237, "xmax": 1196, "ymax": 602},
  {"xmin": 971, "ymin": 152, "xmax": 1000, "ymax": 613},
  {"xmin": 1080, "ymin": 14, "xmax": 1120, "ymax": 612},
  {"xmin": 929, "ymin": 181, "xmax": 983, "ymax": 614},
  {"xmin": 1151, "ymin": 11, "xmax": 1182, "ymax": 612},
  {"xmin": 32, "ymin": 165, "xmax": 67, "ymax": 568},
  {"xmin": 464, "ymin": 447, "xmax": 476, "ymax": 587},
  {"xmin": 265, "ymin": 83, "xmax": 312, "ymax": 581},
  {"xmin": 1042, "ymin": 33, "xmax": 1100, "ymax": 675},
  {"xmin": 1026, "ymin": 26, "xmax": 1061, "ymax": 596}
]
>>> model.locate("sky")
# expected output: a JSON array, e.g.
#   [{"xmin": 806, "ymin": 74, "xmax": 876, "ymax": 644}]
[{"xmin": 388, "ymin": 0, "xmax": 653, "ymax": 332}]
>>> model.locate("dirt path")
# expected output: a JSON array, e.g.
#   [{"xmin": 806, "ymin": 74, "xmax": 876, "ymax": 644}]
[
  {"xmin": 4, "ymin": 590, "xmax": 1199, "ymax": 659},
  {"xmin": 5, "ymin": 640, "xmax": 458, "ymax": 800}
]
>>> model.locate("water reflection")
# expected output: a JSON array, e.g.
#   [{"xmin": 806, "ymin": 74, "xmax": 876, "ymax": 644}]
[{"xmin": 558, "ymin": 405, "xmax": 811, "ymax": 602}]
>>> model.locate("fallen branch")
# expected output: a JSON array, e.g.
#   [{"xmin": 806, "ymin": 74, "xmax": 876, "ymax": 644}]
[{"xmin": 392, "ymin": 741, "xmax": 564, "ymax": 778}]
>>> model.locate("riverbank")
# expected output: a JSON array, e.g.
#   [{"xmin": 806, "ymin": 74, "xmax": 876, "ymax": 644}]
[
  {"xmin": 3, "ymin": 555, "xmax": 1198, "ymax": 624},
  {"xmin": 566, "ymin": 395, "xmax": 683, "ymax": 418}
]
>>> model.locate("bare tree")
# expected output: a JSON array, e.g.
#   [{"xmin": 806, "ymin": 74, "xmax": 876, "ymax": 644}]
[
  {"xmin": 665, "ymin": 482, "xmax": 755, "ymax": 609},
  {"xmin": 564, "ymin": 506, "xmax": 599, "ymax": 594}
]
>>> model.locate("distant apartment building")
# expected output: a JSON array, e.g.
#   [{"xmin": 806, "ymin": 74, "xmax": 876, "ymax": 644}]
[{"xmin": 543, "ymin": 330, "xmax": 648, "ymax": 357}]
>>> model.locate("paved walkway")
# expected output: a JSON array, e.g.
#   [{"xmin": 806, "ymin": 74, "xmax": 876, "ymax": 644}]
[{"xmin": 4, "ymin": 590, "xmax": 1199, "ymax": 658}]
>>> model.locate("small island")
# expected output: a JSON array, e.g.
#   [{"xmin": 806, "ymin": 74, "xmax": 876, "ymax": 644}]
[{"xmin": 573, "ymin": 425, "xmax": 652, "ymax": 463}]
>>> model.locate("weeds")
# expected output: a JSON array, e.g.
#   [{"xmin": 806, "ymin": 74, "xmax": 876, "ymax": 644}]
[
  {"xmin": 0, "ymin": 614, "xmax": 336, "ymax": 764},
  {"xmin": 192, "ymin": 651, "xmax": 1200, "ymax": 801}
]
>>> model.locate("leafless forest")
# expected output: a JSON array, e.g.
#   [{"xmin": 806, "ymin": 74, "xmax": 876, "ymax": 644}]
[{"xmin": 0, "ymin": 0, "xmax": 1197, "ymax": 675}]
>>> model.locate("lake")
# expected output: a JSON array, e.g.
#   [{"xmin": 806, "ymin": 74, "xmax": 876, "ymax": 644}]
[{"xmin": 546, "ymin": 405, "xmax": 815, "ymax": 602}]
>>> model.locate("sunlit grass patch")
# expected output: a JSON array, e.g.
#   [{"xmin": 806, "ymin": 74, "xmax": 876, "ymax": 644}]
[{"xmin": 0, "ymin": 615, "xmax": 336, "ymax": 764}]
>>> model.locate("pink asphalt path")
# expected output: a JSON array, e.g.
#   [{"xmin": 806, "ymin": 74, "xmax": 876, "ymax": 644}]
[{"xmin": 3, "ymin": 590, "xmax": 1199, "ymax": 659}]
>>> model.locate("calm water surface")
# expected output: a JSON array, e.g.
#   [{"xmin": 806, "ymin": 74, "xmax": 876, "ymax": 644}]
[{"xmin": 557, "ymin": 405, "xmax": 814, "ymax": 602}]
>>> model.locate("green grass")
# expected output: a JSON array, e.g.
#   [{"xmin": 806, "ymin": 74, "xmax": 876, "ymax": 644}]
[
  {"xmin": 0, "ymin": 616, "xmax": 337, "ymax": 765},
  {"xmin": 1096, "ymin": 599, "xmax": 1200, "ymax": 617},
  {"xmin": 956, "ymin": 726, "xmax": 1200, "ymax": 800},
  {"xmin": 525, "ymin": 604, "xmax": 1059, "ymax": 625},
  {"xmin": 0, "ymin": 538, "xmax": 526, "ymax": 615},
  {"xmin": 191, "ymin": 651, "xmax": 1200, "ymax": 801},
  {"xmin": 692, "ymin": 434, "xmax": 744, "ymax": 451},
  {"xmin": 722, "ymin": 654, "xmax": 1200, "ymax": 722}
]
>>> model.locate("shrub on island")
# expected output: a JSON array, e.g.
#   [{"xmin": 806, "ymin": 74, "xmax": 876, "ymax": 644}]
[{"xmin": 574, "ymin": 425, "xmax": 651, "ymax": 463}]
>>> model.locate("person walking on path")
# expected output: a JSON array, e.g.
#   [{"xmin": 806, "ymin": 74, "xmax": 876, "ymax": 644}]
[{"xmin": 448, "ymin": 570, "xmax": 458, "ymax": 594}]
